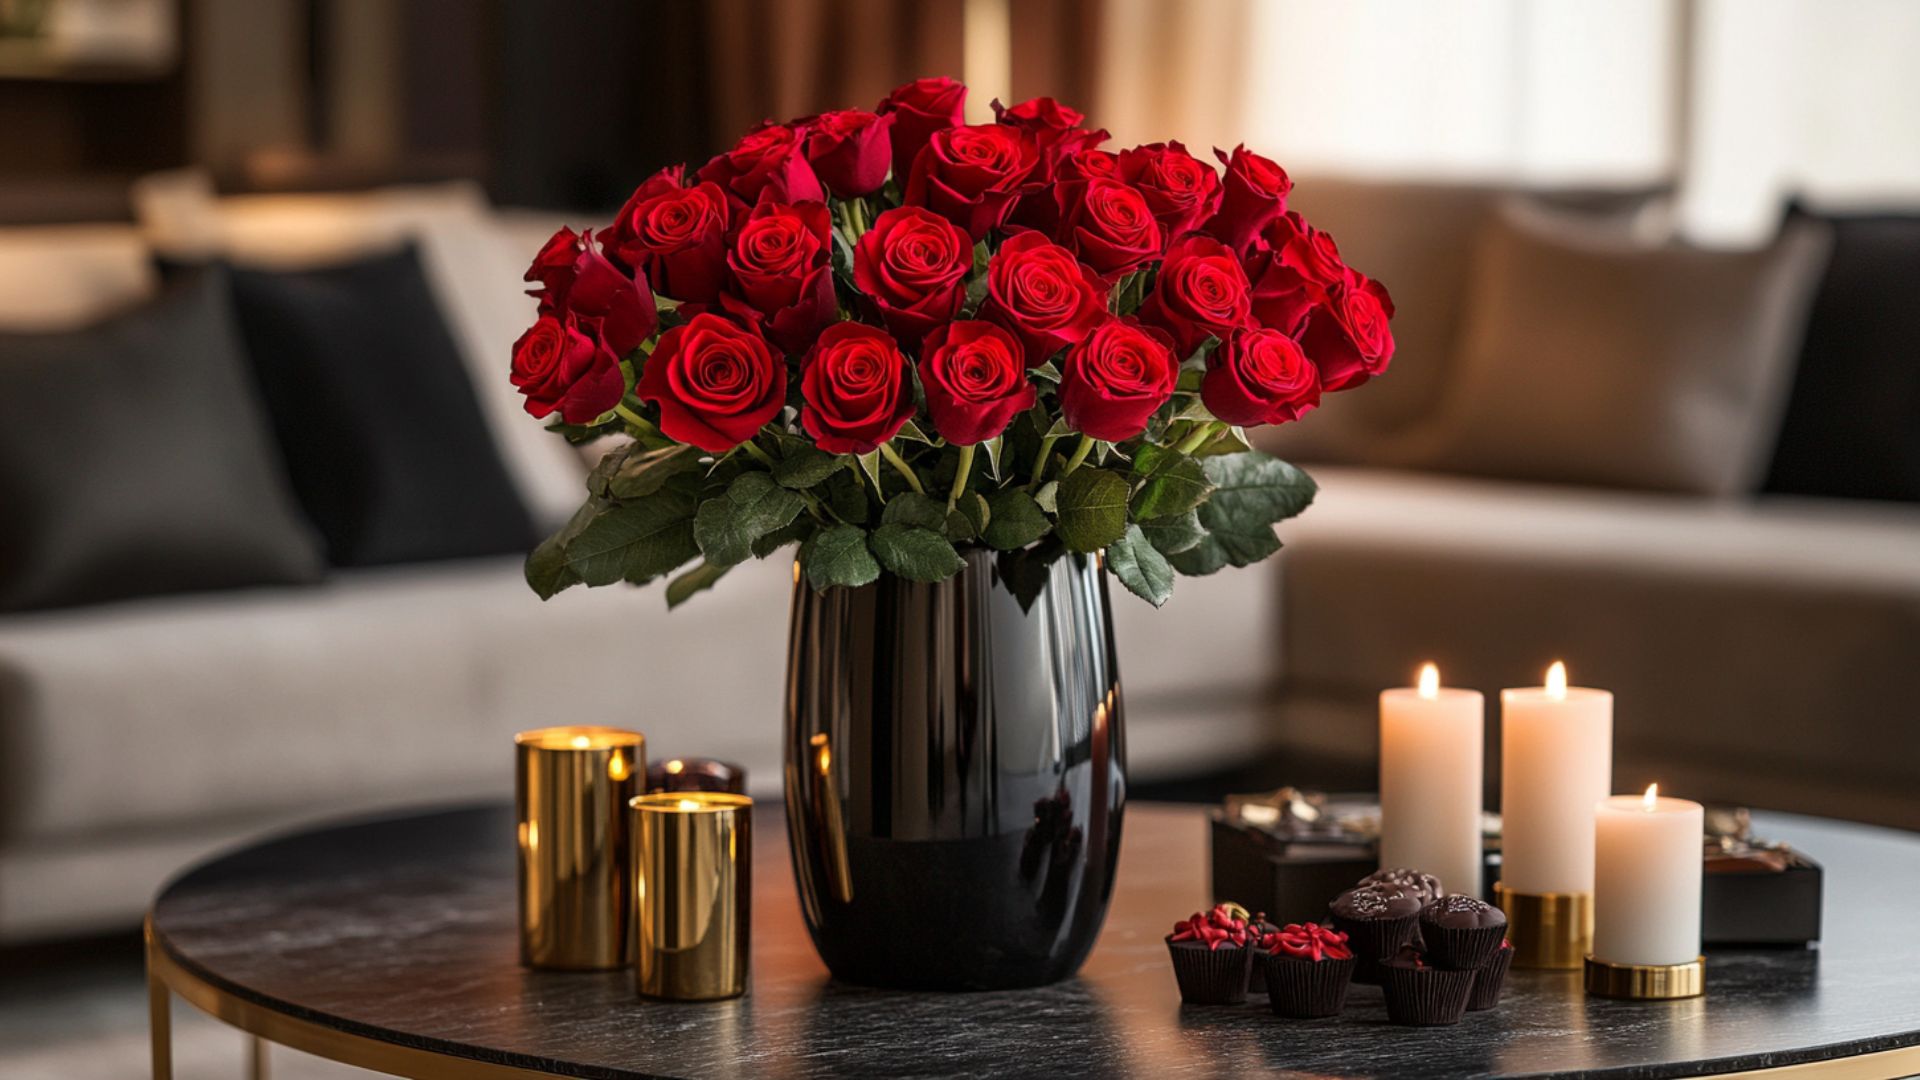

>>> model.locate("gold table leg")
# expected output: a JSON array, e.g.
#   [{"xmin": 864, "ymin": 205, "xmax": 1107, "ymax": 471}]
[
  {"xmin": 249, "ymin": 1034, "xmax": 271, "ymax": 1080},
  {"xmin": 147, "ymin": 926, "xmax": 172, "ymax": 1080}
]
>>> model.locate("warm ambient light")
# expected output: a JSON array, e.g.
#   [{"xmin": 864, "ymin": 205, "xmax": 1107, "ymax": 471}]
[
  {"xmin": 1417, "ymin": 662, "xmax": 1441, "ymax": 699},
  {"xmin": 570, "ymin": 734, "xmax": 593, "ymax": 749},
  {"xmin": 1643, "ymin": 783, "xmax": 1659, "ymax": 811},
  {"xmin": 665, "ymin": 759, "xmax": 684, "ymax": 774},
  {"xmin": 676, "ymin": 799, "xmax": 704, "ymax": 812},
  {"xmin": 1545, "ymin": 660, "xmax": 1568, "ymax": 700}
]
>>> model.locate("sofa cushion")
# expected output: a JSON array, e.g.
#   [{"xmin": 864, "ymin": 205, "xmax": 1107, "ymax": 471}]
[
  {"xmin": 1764, "ymin": 212, "xmax": 1920, "ymax": 503},
  {"xmin": 1419, "ymin": 211, "xmax": 1831, "ymax": 495},
  {"xmin": 205, "ymin": 244, "xmax": 538, "ymax": 566},
  {"xmin": 1275, "ymin": 467, "xmax": 1920, "ymax": 827},
  {"xmin": 133, "ymin": 175, "xmax": 589, "ymax": 529},
  {"xmin": 0, "ymin": 223, "xmax": 154, "ymax": 330},
  {"xmin": 0, "ymin": 268, "xmax": 325, "ymax": 612}
]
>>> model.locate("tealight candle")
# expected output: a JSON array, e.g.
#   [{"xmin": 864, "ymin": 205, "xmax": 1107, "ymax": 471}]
[
  {"xmin": 630, "ymin": 791, "xmax": 752, "ymax": 1001},
  {"xmin": 1379, "ymin": 663, "xmax": 1484, "ymax": 898},
  {"xmin": 514, "ymin": 725, "xmax": 645, "ymax": 970}
]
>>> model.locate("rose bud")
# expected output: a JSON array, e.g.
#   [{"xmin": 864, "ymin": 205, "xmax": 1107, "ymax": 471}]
[
  {"xmin": 1202, "ymin": 327, "xmax": 1321, "ymax": 427},
  {"xmin": 1062, "ymin": 148, "xmax": 1122, "ymax": 182},
  {"xmin": 1058, "ymin": 318, "xmax": 1179, "ymax": 442},
  {"xmin": 977, "ymin": 230, "xmax": 1108, "ymax": 367},
  {"xmin": 511, "ymin": 313, "xmax": 625, "ymax": 424},
  {"xmin": 697, "ymin": 122, "xmax": 825, "ymax": 209},
  {"xmin": 918, "ymin": 320, "xmax": 1037, "ymax": 445},
  {"xmin": 525, "ymin": 227, "xmax": 658, "ymax": 359},
  {"xmin": 1298, "ymin": 271, "xmax": 1395, "ymax": 392},
  {"xmin": 1056, "ymin": 178, "xmax": 1163, "ymax": 279},
  {"xmin": 878, "ymin": 76, "xmax": 967, "ymax": 189},
  {"xmin": 904, "ymin": 123, "xmax": 1041, "ymax": 241},
  {"xmin": 718, "ymin": 200, "xmax": 836, "ymax": 354},
  {"xmin": 1205, "ymin": 144, "xmax": 1293, "ymax": 254},
  {"xmin": 606, "ymin": 166, "xmax": 732, "ymax": 304},
  {"xmin": 803, "ymin": 109, "xmax": 895, "ymax": 198},
  {"xmin": 1139, "ymin": 233, "xmax": 1254, "ymax": 357},
  {"xmin": 1245, "ymin": 210, "xmax": 1346, "ymax": 335},
  {"xmin": 634, "ymin": 313, "xmax": 786, "ymax": 453},
  {"xmin": 852, "ymin": 206, "xmax": 973, "ymax": 350},
  {"xmin": 992, "ymin": 96, "xmax": 1108, "ymax": 171},
  {"xmin": 799, "ymin": 322, "xmax": 917, "ymax": 454},
  {"xmin": 1117, "ymin": 141, "xmax": 1222, "ymax": 242}
]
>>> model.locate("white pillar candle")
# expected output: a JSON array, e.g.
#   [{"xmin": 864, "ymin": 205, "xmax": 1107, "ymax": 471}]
[
  {"xmin": 1499, "ymin": 662, "xmax": 1612, "ymax": 894},
  {"xmin": 1593, "ymin": 785, "xmax": 1703, "ymax": 966},
  {"xmin": 1379, "ymin": 663, "xmax": 1485, "ymax": 898}
]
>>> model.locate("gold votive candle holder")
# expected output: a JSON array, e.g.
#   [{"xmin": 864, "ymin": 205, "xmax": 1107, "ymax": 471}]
[
  {"xmin": 515, "ymin": 726, "xmax": 645, "ymax": 970},
  {"xmin": 630, "ymin": 791, "xmax": 752, "ymax": 1001},
  {"xmin": 1494, "ymin": 881, "xmax": 1594, "ymax": 970}
]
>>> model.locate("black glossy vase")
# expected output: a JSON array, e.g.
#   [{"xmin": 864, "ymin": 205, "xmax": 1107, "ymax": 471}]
[{"xmin": 783, "ymin": 546, "xmax": 1126, "ymax": 990}]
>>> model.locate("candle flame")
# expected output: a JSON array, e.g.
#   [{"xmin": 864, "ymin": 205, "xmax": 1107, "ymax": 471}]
[
  {"xmin": 569, "ymin": 734, "xmax": 592, "ymax": 749},
  {"xmin": 1545, "ymin": 661, "xmax": 1567, "ymax": 700},
  {"xmin": 1417, "ymin": 663, "xmax": 1440, "ymax": 699},
  {"xmin": 676, "ymin": 798, "xmax": 703, "ymax": 812},
  {"xmin": 1643, "ymin": 783, "xmax": 1659, "ymax": 810}
]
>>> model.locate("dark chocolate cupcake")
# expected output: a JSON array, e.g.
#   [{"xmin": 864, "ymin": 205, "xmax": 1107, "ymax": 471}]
[
  {"xmin": 1166, "ymin": 905, "xmax": 1256, "ymax": 1005},
  {"xmin": 1360, "ymin": 866, "xmax": 1444, "ymax": 904},
  {"xmin": 1382, "ymin": 946, "xmax": 1475, "ymax": 1026},
  {"xmin": 1468, "ymin": 940, "xmax": 1514, "ymax": 1011},
  {"xmin": 1246, "ymin": 912, "xmax": 1281, "ymax": 993},
  {"xmin": 1259, "ymin": 924, "xmax": 1357, "ymax": 1019},
  {"xmin": 1419, "ymin": 895, "xmax": 1508, "ymax": 970},
  {"xmin": 1329, "ymin": 883, "xmax": 1423, "ymax": 984}
]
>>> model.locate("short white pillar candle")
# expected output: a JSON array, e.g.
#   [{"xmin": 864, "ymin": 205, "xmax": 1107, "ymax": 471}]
[{"xmin": 1593, "ymin": 785, "xmax": 1704, "ymax": 966}]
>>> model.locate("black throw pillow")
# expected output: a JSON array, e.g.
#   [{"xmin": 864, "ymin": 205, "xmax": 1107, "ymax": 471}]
[
  {"xmin": 210, "ymin": 245, "xmax": 538, "ymax": 565},
  {"xmin": 0, "ymin": 269, "xmax": 326, "ymax": 612},
  {"xmin": 1764, "ymin": 213, "xmax": 1920, "ymax": 502}
]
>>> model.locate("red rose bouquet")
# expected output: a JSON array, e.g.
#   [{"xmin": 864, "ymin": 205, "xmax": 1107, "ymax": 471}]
[{"xmin": 515, "ymin": 78, "xmax": 1392, "ymax": 607}]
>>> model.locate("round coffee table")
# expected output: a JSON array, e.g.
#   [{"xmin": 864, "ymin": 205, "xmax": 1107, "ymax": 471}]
[{"xmin": 147, "ymin": 802, "xmax": 1920, "ymax": 1078}]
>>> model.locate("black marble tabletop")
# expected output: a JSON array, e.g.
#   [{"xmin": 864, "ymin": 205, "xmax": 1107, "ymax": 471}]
[{"xmin": 150, "ymin": 803, "xmax": 1920, "ymax": 1079}]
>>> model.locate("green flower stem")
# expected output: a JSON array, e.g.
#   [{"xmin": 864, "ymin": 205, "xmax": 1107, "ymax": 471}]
[
  {"xmin": 740, "ymin": 440, "xmax": 777, "ymax": 468},
  {"xmin": 1028, "ymin": 433, "xmax": 1062, "ymax": 488},
  {"xmin": 879, "ymin": 441, "xmax": 926, "ymax": 495},
  {"xmin": 846, "ymin": 197, "xmax": 870, "ymax": 239},
  {"xmin": 613, "ymin": 402, "xmax": 655, "ymax": 436},
  {"xmin": 1174, "ymin": 419, "xmax": 1225, "ymax": 456},
  {"xmin": 948, "ymin": 444, "xmax": 976, "ymax": 511},
  {"xmin": 1059, "ymin": 434, "xmax": 1096, "ymax": 478}
]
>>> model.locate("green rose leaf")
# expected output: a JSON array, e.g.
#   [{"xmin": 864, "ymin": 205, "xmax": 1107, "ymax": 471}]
[
  {"xmin": 868, "ymin": 523, "xmax": 966, "ymax": 582},
  {"xmin": 772, "ymin": 446, "xmax": 843, "ymax": 489},
  {"xmin": 665, "ymin": 561, "xmax": 730, "ymax": 609},
  {"xmin": 1106, "ymin": 524, "xmax": 1175, "ymax": 607},
  {"xmin": 1200, "ymin": 451, "xmax": 1317, "ymax": 532},
  {"xmin": 1129, "ymin": 445, "xmax": 1213, "ymax": 521},
  {"xmin": 801, "ymin": 524, "xmax": 880, "ymax": 591},
  {"xmin": 1033, "ymin": 479, "xmax": 1059, "ymax": 514},
  {"xmin": 601, "ymin": 443, "xmax": 698, "ymax": 500},
  {"xmin": 1137, "ymin": 508, "xmax": 1205, "ymax": 555},
  {"xmin": 880, "ymin": 491, "xmax": 948, "ymax": 531},
  {"xmin": 564, "ymin": 489, "xmax": 700, "ymax": 586},
  {"xmin": 982, "ymin": 488, "xmax": 1050, "ymax": 550},
  {"xmin": 524, "ymin": 497, "xmax": 603, "ymax": 599},
  {"xmin": 956, "ymin": 490, "xmax": 992, "ymax": 537},
  {"xmin": 750, "ymin": 517, "xmax": 812, "ymax": 559},
  {"xmin": 693, "ymin": 471, "xmax": 808, "ymax": 568},
  {"xmin": 1053, "ymin": 467, "xmax": 1130, "ymax": 553},
  {"xmin": 1168, "ymin": 525, "xmax": 1281, "ymax": 576}
]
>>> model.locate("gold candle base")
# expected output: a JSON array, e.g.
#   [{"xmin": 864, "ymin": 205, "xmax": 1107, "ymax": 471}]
[
  {"xmin": 516, "ymin": 726, "xmax": 645, "ymax": 970},
  {"xmin": 1584, "ymin": 955, "xmax": 1705, "ymax": 999},
  {"xmin": 631, "ymin": 792, "xmax": 752, "ymax": 1001},
  {"xmin": 1494, "ymin": 882, "xmax": 1593, "ymax": 970}
]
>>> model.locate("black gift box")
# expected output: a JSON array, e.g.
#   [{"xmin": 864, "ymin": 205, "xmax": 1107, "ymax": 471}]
[{"xmin": 1703, "ymin": 851, "xmax": 1823, "ymax": 946}]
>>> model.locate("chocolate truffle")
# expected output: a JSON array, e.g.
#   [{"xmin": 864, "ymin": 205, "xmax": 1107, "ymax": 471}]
[
  {"xmin": 1382, "ymin": 946, "xmax": 1475, "ymax": 1026},
  {"xmin": 1259, "ymin": 923, "xmax": 1357, "ymax": 1019},
  {"xmin": 1329, "ymin": 884, "xmax": 1423, "ymax": 984},
  {"xmin": 1165, "ymin": 904, "xmax": 1255, "ymax": 1005},
  {"xmin": 1361, "ymin": 867, "xmax": 1444, "ymax": 904},
  {"xmin": 1418, "ymin": 894, "xmax": 1509, "ymax": 970}
]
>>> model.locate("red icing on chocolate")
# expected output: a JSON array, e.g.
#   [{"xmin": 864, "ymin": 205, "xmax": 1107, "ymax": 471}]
[
  {"xmin": 1261, "ymin": 923, "xmax": 1353, "ymax": 962},
  {"xmin": 1168, "ymin": 903, "xmax": 1253, "ymax": 950}
]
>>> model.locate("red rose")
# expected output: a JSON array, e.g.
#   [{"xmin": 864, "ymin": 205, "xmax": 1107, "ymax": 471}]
[
  {"xmin": 1299, "ymin": 271, "xmax": 1395, "ymax": 392},
  {"xmin": 511, "ymin": 313, "xmax": 624, "ymax": 424},
  {"xmin": 1061, "ymin": 149, "xmax": 1121, "ymax": 182},
  {"xmin": 1202, "ymin": 327, "xmax": 1321, "ymax": 427},
  {"xmin": 904, "ymin": 123, "xmax": 1040, "ymax": 241},
  {"xmin": 918, "ymin": 321, "xmax": 1036, "ymax": 445},
  {"xmin": 697, "ymin": 122, "xmax": 825, "ymax": 209},
  {"xmin": 804, "ymin": 109, "xmax": 894, "ymax": 198},
  {"xmin": 607, "ymin": 166, "xmax": 731, "ymax": 303},
  {"xmin": 800, "ymin": 322, "xmax": 916, "ymax": 454},
  {"xmin": 993, "ymin": 96, "xmax": 1108, "ymax": 169},
  {"xmin": 1058, "ymin": 318, "xmax": 1179, "ymax": 442},
  {"xmin": 1139, "ymin": 233, "xmax": 1253, "ymax": 356},
  {"xmin": 634, "ymin": 313, "xmax": 786, "ymax": 453},
  {"xmin": 1056, "ymin": 178, "xmax": 1162, "ymax": 279},
  {"xmin": 523, "ymin": 227, "xmax": 657, "ymax": 358},
  {"xmin": 1245, "ymin": 210, "xmax": 1345, "ymax": 334},
  {"xmin": 978, "ymin": 230, "xmax": 1108, "ymax": 367},
  {"xmin": 1205, "ymin": 145, "xmax": 1292, "ymax": 253},
  {"xmin": 1117, "ymin": 142, "xmax": 1221, "ymax": 241},
  {"xmin": 878, "ymin": 76, "xmax": 967, "ymax": 190},
  {"xmin": 718, "ymin": 201, "xmax": 836, "ymax": 354},
  {"xmin": 853, "ymin": 206, "xmax": 973, "ymax": 349}
]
